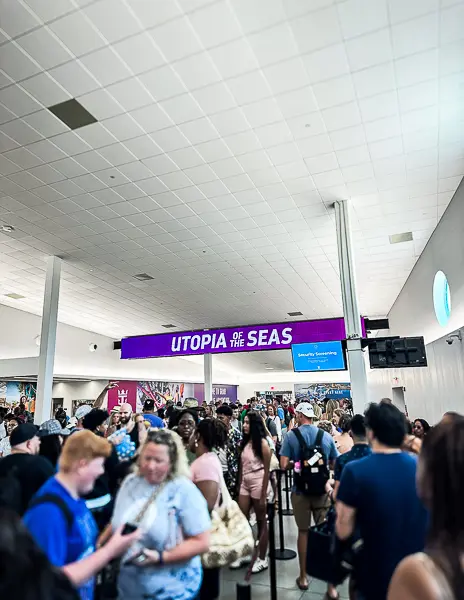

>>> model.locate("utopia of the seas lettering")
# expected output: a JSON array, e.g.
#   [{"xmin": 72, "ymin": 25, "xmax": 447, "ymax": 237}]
[{"xmin": 170, "ymin": 327, "xmax": 293, "ymax": 353}]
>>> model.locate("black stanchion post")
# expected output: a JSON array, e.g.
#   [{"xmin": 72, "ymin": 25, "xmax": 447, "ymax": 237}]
[
  {"xmin": 274, "ymin": 471, "xmax": 297, "ymax": 561},
  {"xmin": 236, "ymin": 582, "xmax": 251, "ymax": 600},
  {"xmin": 281, "ymin": 469, "xmax": 293, "ymax": 517},
  {"xmin": 267, "ymin": 502, "xmax": 278, "ymax": 600}
]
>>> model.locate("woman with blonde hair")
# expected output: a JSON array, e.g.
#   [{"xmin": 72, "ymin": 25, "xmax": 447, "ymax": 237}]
[
  {"xmin": 109, "ymin": 429, "xmax": 211, "ymax": 600},
  {"xmin": 323, "ymin": 399, "xmax": 339, "ymax": 422}
]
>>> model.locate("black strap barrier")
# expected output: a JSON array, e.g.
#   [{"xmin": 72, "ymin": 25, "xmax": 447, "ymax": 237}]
[
  {"xmin": 275, "ymin": 470, "xmax": 297, "ymax": 561},
  {"xmin": 281, "ymin": 469, "xmax": 293, "ymax": 516},
  {"xmin": 236, "ymin": 582, "xmax": 251, "ymax": 600},
  {"xmin": 267, "ymin": 501, "xmax": 278, "ymax": 600}
]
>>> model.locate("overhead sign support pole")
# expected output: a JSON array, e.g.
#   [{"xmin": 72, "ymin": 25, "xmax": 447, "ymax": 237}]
[
  {"xmin": 334, "ymin": 200, "xmax": 368, "ymax": 413},
  {"xmin": 204, "ymin": 354, "xmax": 213, "ymax": 406}
]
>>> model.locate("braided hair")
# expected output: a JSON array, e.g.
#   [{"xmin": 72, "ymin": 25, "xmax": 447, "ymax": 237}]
[{"xmin": 196, "ymin": 418, "xmax": 228, "ymax": 451}]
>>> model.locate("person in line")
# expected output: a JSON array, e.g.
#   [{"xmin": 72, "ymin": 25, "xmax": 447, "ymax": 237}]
[
  {"xmin": 106, "ymin": 407, "xmax": 121, "ymax": 437},
  {"xmin": 0, "ymin": 407, "xmax": 7, "ymax": 439},
  {"xmin": 232, "ymin": 411, "xmax": 271, "ymax": 574},
  {"xmin": 230, "ymin": 405, "xmax": 242, "ymax": 432},
  {"xmin": 334, "ymin": 413, "xmax": 354, "ymax": 455},
  {"xmin": 0, "ymin": 509, "xmax": 80, "ymax": 600},
  {"xmin": 336, "ymin": 403, "xmax": 428, "ymax": 600},
  {"xmin": 73, "ymin": 405, "xmax": 93, "ymax": 432},
  {"xmin": 175, "ymin": 409, "xmax": 198, "ymax": 464},
  {"xmin": 39, "ymin": 419, "xmax": 70, "ymax": 469},
  {"xmin": 24, "ymin": 430, "xmax": 140, "ymax": 600},
  {"xmin": 216, "ymin": 405, "xmax": 243, "ymax": 498},
  {"xmin": 266, "ymin": 404, "xmax": 282, "ymax": 447},
  {"xmin": 413, "ymin": 418, "xmax": 431, "ymax": 440},
  {"xmin": 441, "ymin": 411, "xmax": 461, "ymax": 424},
  {"xmin": 0, "ymin": 414, "xmax": 21, "ymax": 457},
  {"xmin": 280, "ymin": 402, "xmax": 339, "ymax": 594},
  {"xmin": 119, "ymin": 402, "xmax": 147, "ymax": 450},
  {"xmin": 0, "ymin": 423, "xmax": 54, "ymax": 515},
  {"xmin": 402, "ymin": 421, "xmax": 423, "ymax": 455},
  {"xmin": 388, "ymin": 415, "xmax": 464, "ymax": 600},
  {"xmin": 333, "ymin": 414, "xmax": 371, "ymax": 500},
  {"xmin": 142, "ymin": 398, "xmax": 165, "ymax": 429},
  {"xmin": 190, "ymin": 417, "xmax": 228, "ymax": 600},
  {"xmin": 107, "ymin": 429, "xmax": 211, "ymax": 600},
  {"xmin": 323, "ymin": 399, "xmax": 339, "ymax": 422}
]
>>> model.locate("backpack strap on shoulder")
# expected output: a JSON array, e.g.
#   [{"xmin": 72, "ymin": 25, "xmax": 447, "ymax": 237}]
[
  {"xmin": 28, "ymin": 494, "xmax": 74, "ymax": 530},
  {"xmin": 292, "ymin": 427, "xmax": 307, "ymax": 453},
  {"xmin": 315, "ymin": 428, "xmax": 324, "ymax": 447}
]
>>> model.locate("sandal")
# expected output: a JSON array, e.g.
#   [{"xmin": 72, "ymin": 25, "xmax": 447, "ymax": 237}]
[{"xmin": 296, "ymin": 577, "xmax": 309, "ymax": 591}]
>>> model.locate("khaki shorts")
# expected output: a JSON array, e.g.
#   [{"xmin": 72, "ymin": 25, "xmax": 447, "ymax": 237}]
[{"xmin": 291, "ymin": 492, "xmax": 331, "ymax": 530}]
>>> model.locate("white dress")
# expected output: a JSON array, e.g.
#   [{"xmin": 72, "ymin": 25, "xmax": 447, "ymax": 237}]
[{"xmin": 0, "ymin": 436, "xmax": 11, "ymax": 457}]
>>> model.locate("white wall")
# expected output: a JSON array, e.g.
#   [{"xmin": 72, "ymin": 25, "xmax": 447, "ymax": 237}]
[{"xmin": 368, "ymin": 178, "xmax": 464, "ymax": 423}]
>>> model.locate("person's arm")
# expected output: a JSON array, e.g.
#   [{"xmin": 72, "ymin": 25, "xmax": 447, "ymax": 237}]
[
  {"xmin": 388, "ymin": 555, "xmax": 439, "ymax": 600},
  {"xmin": 260, "ymin": 440, "xmax": 271, "ymax": 507},
  {"xmin": 138, "ymin": 532, "xmax": 210, "ymax": 566},
  {"xmin": 194, "ymin": 479, "xmax": 220, "ymax": 514},
  {"xmin": 335, "ymin": 465, "xmax": 357, "ymax": 540},
  {"xmin": 279, "ymin": 431, "xmax": 294, "ymax": 470},
  {"xmin": 275, "ymin": 417, "xmax": 282, "ymax": 442},
  {"xmin": 93, "ymin": 382, "xmax": 117, "ymax": 409},
  {"xmin": 335, "ymin": 500, "xmax": 356, "ymax": 540}
]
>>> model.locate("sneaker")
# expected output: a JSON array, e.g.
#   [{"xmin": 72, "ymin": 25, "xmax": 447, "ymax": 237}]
[
  {"xmin": 251, "ymin": 558, "xmax": 269, "ymax": 574},
  {"xmin": 229, "ymin": 556, "xmax": 252, "ymax": 570}
]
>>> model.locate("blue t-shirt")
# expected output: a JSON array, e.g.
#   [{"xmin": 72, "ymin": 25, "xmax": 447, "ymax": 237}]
[
  {"xmin": 24, "ymin": 477, "xmax": 98, "ymax": 600},
  {"xmin": 277, "ymin": 407, "xmax": 285, "ymax": 422},
  {"xmin": 337, "ymin": 453, "xmax": 428, "ymax": 600},
  {"xmin": 280, "ymin": 424, "xmax": 339, "ymax": 492},
  {"xmin": 143, "ymin": 413, "xmax": 165, "ymax": 428},
  {"xmin": 334, "ymin": 443, "xmax": 372, "ymax": 481}
]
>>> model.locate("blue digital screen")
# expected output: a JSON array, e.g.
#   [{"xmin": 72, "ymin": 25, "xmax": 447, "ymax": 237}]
[{"xmin": 291, "ymin": 341, "xmax": 346, "ymax": 372}]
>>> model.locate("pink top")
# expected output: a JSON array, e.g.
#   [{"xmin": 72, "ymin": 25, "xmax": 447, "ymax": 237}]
[
  {"xmin": 242, "ymin": 442, "xmax": 264, "ymax": 475},
  {"xmin": 190, "ymin": 452, "xmax": 222, "ymax": 508}
]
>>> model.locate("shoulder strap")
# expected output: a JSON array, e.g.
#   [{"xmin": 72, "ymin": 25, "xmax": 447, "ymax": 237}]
[
  {"xmin": 292, "ymin": 428, "xmax": 308, "ymax": 453},
  {"xmin": 315, "ymin": 428, "xmax": 324, "ymax": 447},
  {"xmin": 28, "ymin": 494, "xmax": 74, "ymax": 530}
]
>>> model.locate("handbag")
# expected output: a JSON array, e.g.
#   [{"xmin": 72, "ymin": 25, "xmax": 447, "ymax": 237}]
[{"xmin": 202, "ymin": 472, "xmax": 254, "ymax": 569}]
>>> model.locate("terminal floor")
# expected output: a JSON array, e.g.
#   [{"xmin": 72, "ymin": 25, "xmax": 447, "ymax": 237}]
[{"xmin": 219, "ymin": 512, "xmax": 350, "ymax": 600}]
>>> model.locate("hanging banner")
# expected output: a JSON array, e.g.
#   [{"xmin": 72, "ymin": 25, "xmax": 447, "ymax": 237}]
[{"xmin": 121, "ymin": 317, "xmax": 364, "ymax": 360}]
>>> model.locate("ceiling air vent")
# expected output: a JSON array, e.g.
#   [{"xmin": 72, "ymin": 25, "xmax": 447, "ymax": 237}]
[
  {"xmin": 48, "ymin": 99, "xmax": 97, "ymax": 130},
  {"xmin": 5, "ymin": 293, "xmax": 25, "ymax": 299},
  {"xmin": 133, "ymin": 273, "xmax": 154, "ymax": 281},
  {"xmin": 162, "ymin": 324, "xmax": 176, "ymax": 329},
  {"xmin": 288, "ymin": 311, "xmax": 303, "ymax": 317},
  {"xmin": 389, "ymin": 232, "xmax": 413, "ymax": 244}
]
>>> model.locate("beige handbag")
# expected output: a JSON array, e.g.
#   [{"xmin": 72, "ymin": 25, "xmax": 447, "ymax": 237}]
[{"xmin": 202, "ymin": 473, "xmax": 255, "ymax": 569}]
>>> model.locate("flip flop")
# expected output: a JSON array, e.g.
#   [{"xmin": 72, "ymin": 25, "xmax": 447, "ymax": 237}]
[{"xmin": 296, "ymin": 577, "xmax": 309, "ymax": 591}]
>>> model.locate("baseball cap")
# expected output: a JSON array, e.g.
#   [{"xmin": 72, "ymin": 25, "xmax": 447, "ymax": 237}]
[
  {"xmin": 295, "ymin": 402, "xmax": 315, "ymax": 418},
  {"xmin": 39, "ymin": 419, "xmax": 70, "ymax": 437},
  {"xmin": 75, "ymin": 404, "xmax": 92, "ymax": 420},
  {"xmin": 143, "ymin": 398, "xmax": 155, "ymax": 411},
  {"xmin": 10, "ymin": 423, "xmax": 45, "ymax": 446}
]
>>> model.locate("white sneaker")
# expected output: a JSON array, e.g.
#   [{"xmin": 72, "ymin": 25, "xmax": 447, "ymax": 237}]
[
  {"xmin": 251, "ymin": 558, "xmax": 269, "ymax": 574},
  {"xmin": 229, "ymin": 556, "xmax": 252, "ymax": 570}
]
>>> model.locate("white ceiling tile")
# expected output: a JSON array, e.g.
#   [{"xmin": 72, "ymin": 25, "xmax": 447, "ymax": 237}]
[
  {"xmin": 352, "ymin": 62, "xmax": 396, "ymax": 99},
  {"xmin": 242, "ymin": 98, "xmax": 283, "ymax": 128},
  {"xmin": 150, "ymin": 16, "xmax": 202, "ymax": 62},
  {"xmin": 184, "ymin": 164, "xmax": 217, "ymax": 185},
  {"xmin": 139, "ymin": 66, "xmax": 186, "ymax": 101},
  {"xmin": 287, "ymin": 112, "xmax": 327, "ymax": 139},
  {"xmin": 1, "ymin": 119, "xmax": 42, "ymax": 146},
  {"xmin": 157, "ymin": 170, "xmax": 193, "ymax": 190},
  {"xmin": 266, "ymin": 141, "xmax": 302, "ymax": 165},
  {"xmin": 337, "ymin": 0, "xmax": 388, "ymax": 39},
  {"xmin": 248, "ymin": 22, "xmax": 298, "ymax": 67},
  {"xmin": 103, "ymin": 113, "xmax": 145, "ymax": 141},
  {"xmin": 80, "ymin": 47, "xmax": 132, "ymax": 88},
  {"xmin": 440, "ymin": 4, "xmax": 464, "ymax": 44},
  {"xmin": 4, "ymin": 147, "xmax": 42, "ymax": 169},
  {"xmin": 291, "ymin": 6, "xmax": 342, "ymax": 54},
  {"xmin": 113, "ymin": 33, "xmax": 165, "ymax": 75},
  {"xmin": 275, "ymin": 87, "xmax": 318, "ymax": 119},
  {"xmin": 313, "ymin": 75, "xmax": 356, "ymax": 110},
  {"xmin": 20, "ymin": 72, "xmax": 70, "ymax": 107},
  {"xmin": 192, "ymin": 83, "xmax": 236, "ymax": 115},
  {"xmin": 322, "ymin": 102, "xmax": 362, "ymax": 131},
  {"xmin": 210, "ymin": 108, "xmax": 249, "ymax": 137},
  {"xmin": 16, "ymin": 26, "xmax": 73, "ymax": 71},
  {"xmin": 175, "ymin": 186, "xmax": 206, "ymax": 203},
  {"xmin": 336, "ymin": 144, "xmax": 371, "ymax": 167},
  {"xmin": 369, "ymin": 136, "xmax": 404, "ymax": 160},
  {"xmin": 210, "ymin": 157, "xmax": 244, "ymax": 179},
  {"xmin": 297, "ymin": 133, "xmax": 333, "ymax": 156},
  {"xmin": 98, "ymin": 142, "xmax": 138, "ymax": 167},
  {"xmin": 22, "ymin": 0, "xmax": 74, "ymax": 22},
  {"xmin": 303, "ymin": 44, "xmax": 350, "ymax": 84},
  {"xmin": 130, "ymin": 104, "xmax": 173, "ymax": 133},
  {"xmin": 106, "ymin": 77, "xmax": 153, "ymax": 111},
  {"xmin": 196, "ymin": 138, "xmax": 232, "ymax": 162},
  {"xmin": 231, "ymin": 0, "xmax": 286, "ymax": 34},
  {"xmin": 129, "ymin": 0, "xmax": 182, "ymax": 28},
  {"xmin": 189, "ymin": 1, "xmax": 242, "ymax": 48},
  {"xmin": 49, "ymin": 10, "xmax": 106, "ymax": 56},
  {"xmin": 342, "ymin": 163, "xmax": 375, "ymax": 182},
  {"xmin": 1, "ymin": 1, "xmax": 40, "ymax": 37},
  {"xmin": 0, "ymin": 131, "xmax": 19, "ymax": 153},
  {"xmin": 78, "ymin": 88, "xmax": 125, "ymax": 121},
  {"xmin": 180, "ymin": 117, "xmax": 219, "ymax": 145},
  {"xmin": 1, "ymin": 42, "xmax": 41, "ymax": 81},
  {"xmin": 143, "ymin": 155, "xmax": 179, "ymax": 177},
  {"xmin": 255, "ymin": 121, "xmax": 293, "ymax": 148},
  {"xmin": 249, "ymin": 167, "xmax": 280, "ymax": 186},
  {"xmin": 365, "ymin": 116, "xmax": 402, "ymax": 142},
  {"xmin": 123, "ymin": 135, "xmax": 162, "ymax": 160},
  {"xmin": 388, "ymin": 0, "xmax": 439, "ymax": 24},
  {"xmin": 228, "ymin": 71, "xmax": 273, "ymax": 105},
  {"xmin": 83, "ymin": 0, "xmax": 142, "ymax": 43},
  {"xmin": 305, "ymin": 152, "xmax": 339, "ymax": 174},
  {"xmin": 168, "ymin": 147, "xmax": 204, "ymax": 170},
  {"xmin": 394, "ymin": 49, "xmax": 439, "ymax": 88},
  {"xmin": 209, "ymin": 38, "xmax": 259, "ymax": 79},
  {"xmin": 359, "ymin": 91, "xmax": 399, "ymax": 123},
  {"xmin": 173, "ymin": 52, "xmax": 221, "ymax": 91},
  {"xmin": 402, "ymin": 106, "xmax": 439, "ymax": 134},
  {"xmin": 48, "ymin": 61, "xmax": 99, "ymax": 97},
  {"xmin": 398, "ymin": 80, "xmax": 438, "ymax": 113},
  {"xmin": 26, "ymin": 139, "xmax": 67, "ymax": 162},
  {"xmin": 346, "ymin": 30, "xmax": 393, "ymax": 71},
  {"xmin": 264, "ymin": 57, "xmax": 310, "ymax": 95},
  {"xmin": 391, "ymin": 13, "xmax": 439, "ymax": 59},
  {"xmin": 277, "ymin": 160, "xmax": 309, "ymax": 181},
  {"xmin": 237, "ymin": 149, "xmax": 272, "ymax": 171}
]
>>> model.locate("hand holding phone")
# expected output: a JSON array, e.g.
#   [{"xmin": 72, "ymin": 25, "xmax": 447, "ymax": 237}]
[{"xmin": 121, "ymin": 523, "xmax": 138, "ymax": 535}]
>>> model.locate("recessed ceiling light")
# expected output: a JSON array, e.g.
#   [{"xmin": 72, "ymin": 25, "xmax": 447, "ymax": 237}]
[
  {"xmin": 265, "ymin": 367, "xmax": 274, "ymax": 370},
  {"xmin": 288, "ymin": 311, "xmax": 303, "ymax": 317},
  {"xmin": 389, "ymin": 232, "xmax": 413, "ymax": 244},
  {"xmin": 5, "ymin": 293, "xmax": 25, "ymax": 299},
  {"xmin": 133, "ymin": 273, "xmax": 154, "ymax": 281},
  {"xmin": 48, "ymin": 98, "xmax": 97, "ymax": 130},
  {"xmin": 162, "ymin": 324, "xmax": 176, "ymax": 329},
  {"xmin": 1, "ymin": 225, "xmax": 15, "ymax": 232}
]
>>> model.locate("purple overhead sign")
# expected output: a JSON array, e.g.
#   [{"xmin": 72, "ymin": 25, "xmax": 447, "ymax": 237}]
[{"xmin": 121, "ymin": 318, "xmax": 364, "ymax": 360}]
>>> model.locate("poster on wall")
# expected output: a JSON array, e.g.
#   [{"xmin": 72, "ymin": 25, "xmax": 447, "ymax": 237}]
[
  {"xmin": 0, "ymin": 381, "xmax": 36, "ymax": 408},
  {"xmin": 294, "ymin": 382, "xmax": 351, "ymax": 402},
  {"xmin": 107, "ymin": 380, "xmax": 238, "ymax": 412}
]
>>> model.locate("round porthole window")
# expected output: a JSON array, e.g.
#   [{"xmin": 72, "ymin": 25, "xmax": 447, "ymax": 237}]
[{"xmin": 433, "ymin": 270, "xmax": 451, "ymax": 326}]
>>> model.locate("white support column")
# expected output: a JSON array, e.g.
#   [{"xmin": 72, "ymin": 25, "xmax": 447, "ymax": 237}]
[
  {"xmin": 204, "ymin": 353, "xmax": 213, "ymax": 406},
  {"xmin": 35, "ymin": 256, "xmax": 62, "ymax": 425},
  {"xmin": 334, "ymin": 200, "xmax": 368, "ymax": 413}
]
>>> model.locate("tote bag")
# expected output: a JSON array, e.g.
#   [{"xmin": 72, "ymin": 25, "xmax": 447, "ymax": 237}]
[{"xmin": 202, "ymin": 473, "xmax": 254, "ymax": 569}]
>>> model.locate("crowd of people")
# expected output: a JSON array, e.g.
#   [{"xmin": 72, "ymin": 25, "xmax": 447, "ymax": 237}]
[{"xmin": 0, "ymin": 389, "xmax": 462, "ymax": 600}]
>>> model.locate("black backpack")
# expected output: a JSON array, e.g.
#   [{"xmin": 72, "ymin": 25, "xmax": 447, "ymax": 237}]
[
  {"xmin": 293, "ymin": 428, "xmax": 330, "ymax": 496},
  {"xmin": 0, "ymin": 466, "xmax": 23, "ymax": 514}
]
